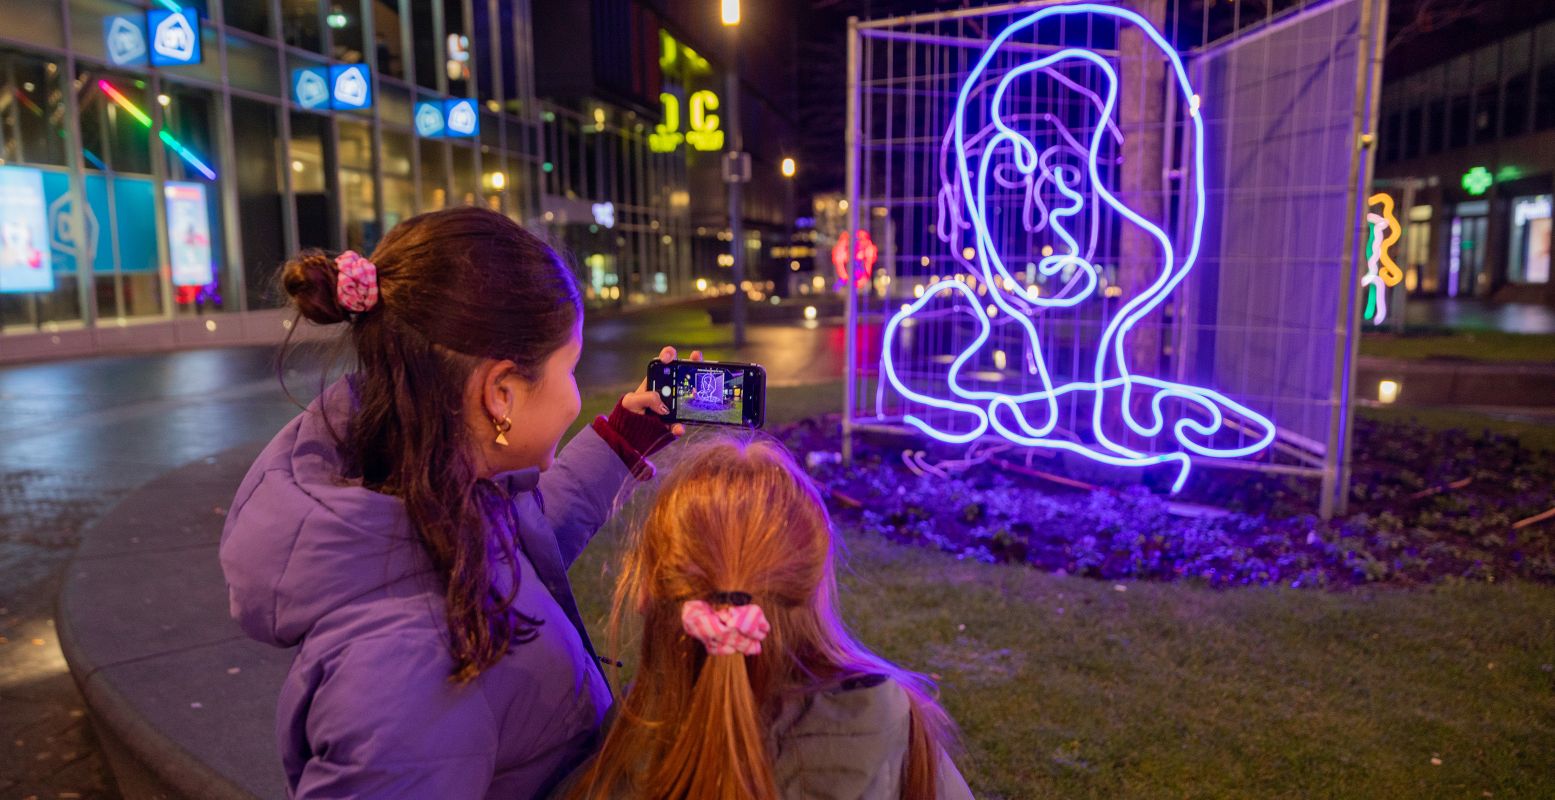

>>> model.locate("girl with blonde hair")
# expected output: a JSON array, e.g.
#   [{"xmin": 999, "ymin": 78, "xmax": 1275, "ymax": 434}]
[{"xmin": 569, "ymin": 435, "xmax": 974, "ymax": 800}]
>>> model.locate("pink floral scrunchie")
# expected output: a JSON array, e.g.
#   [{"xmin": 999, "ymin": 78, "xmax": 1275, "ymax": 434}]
[{"xmin": 334, "ymin": 250, "xmax": 379, "ymax": 313}]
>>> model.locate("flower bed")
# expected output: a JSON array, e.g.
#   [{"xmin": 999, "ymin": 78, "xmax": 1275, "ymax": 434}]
[{"xmin": 777, "ymin": 417, "xmax": 1555, "ymax": 588}]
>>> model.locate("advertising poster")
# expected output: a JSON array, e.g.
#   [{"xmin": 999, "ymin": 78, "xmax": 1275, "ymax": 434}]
[
  {"xmin": 164, "ymin": 181, "xmax": 213, "ymax": 287},
  {"xmin": 0, "ymin": 165, "xmax": 54, "ymax": 294}
]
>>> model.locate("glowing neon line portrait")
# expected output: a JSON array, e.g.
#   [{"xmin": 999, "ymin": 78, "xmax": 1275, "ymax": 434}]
[
  {"xmin": 878, "ymin": 3, "xmax": 1276, "ymax": 492},
  {"xmin": 1362, "ymin": 192, "xmax": 1402, "ymax": 325}
]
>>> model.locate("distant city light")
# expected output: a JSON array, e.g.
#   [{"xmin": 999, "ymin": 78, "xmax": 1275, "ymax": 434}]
[{"xmin": 781, "ymin": 157, "xmax": 796, "ymax": 178}]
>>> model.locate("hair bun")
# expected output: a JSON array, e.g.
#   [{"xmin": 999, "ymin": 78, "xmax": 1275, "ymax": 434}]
[{"xmin": 280, "ymin": 249, "xmax": 350, "ymax": 325}]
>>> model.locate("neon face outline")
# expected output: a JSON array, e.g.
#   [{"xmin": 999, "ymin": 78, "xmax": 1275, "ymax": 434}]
[{"xmin": 878, "ymin": 3, "xmax": 1276, "ymax": 492}]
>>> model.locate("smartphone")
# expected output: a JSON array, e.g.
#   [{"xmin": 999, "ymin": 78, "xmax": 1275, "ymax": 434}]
[{"xmin": 646, "ymin": 359, "xmax": 767, "ymax": 428}]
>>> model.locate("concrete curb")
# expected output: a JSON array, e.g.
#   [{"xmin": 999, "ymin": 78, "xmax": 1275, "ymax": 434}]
[{"xmin": 56, "ymin": 444, "xmax": 288, "ymax": 800}]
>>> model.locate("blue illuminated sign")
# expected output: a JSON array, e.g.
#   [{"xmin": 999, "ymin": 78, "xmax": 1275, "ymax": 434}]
[
  {"xmin": 104, "ymin": 16, "xmax": 148, "ymax": 67},
  {"xmin": 147, "ymin": 8, "xmax": 202, "ymax": 67},
  {"xmin": 329, "ymin": 64, "xmax": 372, "ymax": 110},
  {"xmin": 443, "ymin": 98, "xmax": 479, "ymax": 137},
  {"xmin": 291, "ymin": 67, "xmax": 330, "ymax": 110},
  {"xmin": 292, "ymin": 65, "xmax": 374, "ymax": 110},
  {"xmin": 414, "ymin": 102, "xmax": 445, "ymax": 137}
]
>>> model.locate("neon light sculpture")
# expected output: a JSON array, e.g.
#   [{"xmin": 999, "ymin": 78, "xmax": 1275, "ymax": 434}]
[
  {"xmin": 878, "ymin": 3, "xmax": 1275, "ymax": 492},
  {"xmin": 1362, "ymin": 192, "xmax": 1402, "ymax": 325},
  {"xmin": 98, "ymin": 80, "xmax": 216, "ymax": 181}
]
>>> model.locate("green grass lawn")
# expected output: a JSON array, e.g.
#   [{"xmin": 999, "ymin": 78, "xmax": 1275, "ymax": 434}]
[
  {"xmin": 1360, "ymin": 330, "xmax": 1555, "ymax": 363},
  {"xmin": 564, "ymin": 379, "xmax": 1555, "ymax": 799}
]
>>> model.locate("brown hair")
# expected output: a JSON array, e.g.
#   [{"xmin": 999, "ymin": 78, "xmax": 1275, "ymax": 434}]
[
  {"xmin": 279, "ymin": 206, "xmax": 581, "ymax": 683},
  {"xmin": 572, "ymin": 436, "xmax": 957, "ymax": 800}
]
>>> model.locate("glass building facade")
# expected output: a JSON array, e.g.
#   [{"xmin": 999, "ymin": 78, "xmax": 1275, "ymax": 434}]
[
  {"xmin": 0, "ymin": 0, "xmax": 781, "ymax": 360},
  {"xmin": 1375, "ymin": 17, "xmax": 1555, "ymax": 306}
]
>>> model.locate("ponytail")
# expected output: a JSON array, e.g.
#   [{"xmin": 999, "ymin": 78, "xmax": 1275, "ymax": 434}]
[
  {"xmin": 902, "ymin": 699, "xmax": 942, "ymax": 800},
  {"xmin": 650, "ymin": 654, "xmax": 778, "ymax": 800}
]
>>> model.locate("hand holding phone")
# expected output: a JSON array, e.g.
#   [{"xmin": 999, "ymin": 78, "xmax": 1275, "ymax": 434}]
[{"xmin": 646, "ymin": 359, "xmax": 767, "ymax": 428}]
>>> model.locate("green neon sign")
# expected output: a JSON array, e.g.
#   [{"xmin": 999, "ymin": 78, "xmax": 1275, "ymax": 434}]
[{"xmin": 1461, "ymin": 165, "xmax": 1492, "ymax": 196}]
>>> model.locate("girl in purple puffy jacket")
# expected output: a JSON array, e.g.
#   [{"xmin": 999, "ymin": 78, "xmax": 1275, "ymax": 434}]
[{"xmin": 221, "ymin": 207, "xmax": 691, "ymax": 798}]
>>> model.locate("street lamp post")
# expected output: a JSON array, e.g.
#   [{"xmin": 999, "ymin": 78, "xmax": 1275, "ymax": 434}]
[
  {"xmin": 723, "ymin": 0, "xmax": 746, "ymax": 348},
  {"xmin": 781, "ymin": 157, "xmax": 796, "ymax": 295}
]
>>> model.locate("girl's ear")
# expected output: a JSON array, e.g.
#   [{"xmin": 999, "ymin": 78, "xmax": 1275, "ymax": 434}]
[{"xmin": 475, "ymin": 359, "xmax": 524, "ymax": 421}]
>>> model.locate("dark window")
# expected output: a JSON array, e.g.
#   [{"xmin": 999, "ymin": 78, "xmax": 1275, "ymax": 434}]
[
  {"xmin": 231, "ymin": 98, "xmax": 286, "ymax": 310},
  {"xmin": 411, "ymin": 1, "xmax": 439, "ymax": 89},
  {"xmin": 373, "ymin": 1, "xmax": 406, "ymax": 80},
  {"xmin": 1472, "ymin": 85, "xmax": 1498, "ymax": 143},
  {"xmin": 1504, "ymin": 73, "xmax": 1531, "ymax": 137},
  {"xmin": 1448, "ymin": 94, "xmax": 1471, "ymax": 148},
  {"xmin": 281, "ymin": 1, "xmax": 323, "ymax": 52},
  {"xmin": 445, "ymin": 0, "xmax": 469, "ymax": 98},
  {"xmin": 1403, "ymin": 105, "xmax": 1423, "ymax": 160},
  {"xmin": 226, "ymin": 2, "xmax": 273, "ymax": 38},
  {"xmin": 1425, "ymin": 100, "xmax": 1446, "ymax": 154},
  {"xmin": 1537, "ymin": 62, "xmax": 1555, "ymax": 130},
  {"xmin": 1381, "ymin": 110, "xmax": 1403, "ymax": 163}
]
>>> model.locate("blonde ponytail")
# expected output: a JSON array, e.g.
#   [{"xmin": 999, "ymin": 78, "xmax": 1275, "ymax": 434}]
[{"xmin": 651, "ymin": 653, "xmax": 778, "ymax": 800}]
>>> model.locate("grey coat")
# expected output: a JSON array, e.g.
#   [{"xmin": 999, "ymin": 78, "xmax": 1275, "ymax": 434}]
[{"xmin": 563, "ymin": 675, "xmax": 975, "ymax": 799}]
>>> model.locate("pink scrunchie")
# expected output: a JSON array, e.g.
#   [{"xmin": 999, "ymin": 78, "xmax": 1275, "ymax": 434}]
[
  {"xmin": 334, "ymin": 250, "xmax": 379, "ymax": 313},
  {"xmin": 681, "ymin": 599, "xmax": 770, "ymax": 657}
]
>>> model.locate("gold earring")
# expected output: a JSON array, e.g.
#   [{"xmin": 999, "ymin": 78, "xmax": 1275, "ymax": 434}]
[{"xmin": 493, "ymin": 416, "xmax": 513, "ymax": 447}]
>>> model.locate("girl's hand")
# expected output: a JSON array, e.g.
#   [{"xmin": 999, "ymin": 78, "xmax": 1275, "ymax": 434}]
[{"xmin": 621, "ymin": 346, "xmax": 702, "ymax": 438}]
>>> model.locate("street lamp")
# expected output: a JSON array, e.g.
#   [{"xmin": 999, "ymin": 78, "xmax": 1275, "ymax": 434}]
[
  {"xmin": 723, "ymin": 0, "xmax": 747, "ymax": 347},
  {"xmin": 781, "ymin": 158, "xmax": 796, "ymax": 297}
]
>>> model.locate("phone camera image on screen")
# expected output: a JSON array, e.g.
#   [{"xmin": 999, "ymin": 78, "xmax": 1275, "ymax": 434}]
[{"xmin": 676, "ymin": 365, "xmax": 745, "ymax": 426}]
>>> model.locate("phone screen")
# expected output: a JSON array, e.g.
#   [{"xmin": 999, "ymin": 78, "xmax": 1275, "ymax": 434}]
[
  {"xmin": 675, "ymin": 364, "xmax": 747, "ymax": 425},
  {"xmin": 648, "ymin": 360, "xmax": 765, "ymax": 428}
]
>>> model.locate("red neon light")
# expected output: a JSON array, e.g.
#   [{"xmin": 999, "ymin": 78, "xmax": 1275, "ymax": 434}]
[{"xmin": 831, "ymin": 230, "xmax": 878, "ymax": 287}]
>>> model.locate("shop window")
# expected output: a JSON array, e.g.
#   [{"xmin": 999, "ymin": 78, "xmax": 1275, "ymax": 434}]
[
  {"xmin": 0, "ymin": 51, "xmax": 79, "ymax": 332},
  {"xmin": 1405, "ymin": 205, "xmax": 1432, "ymax": 293},
  {"xmin": 338, "ymin": 120, "xmax": 377, "ymax": 252},
  {"xmin": 289, "ymin": 112, "xmax": 338, "ymax": 251},
  {"xmin": 450, "ymin": 144, "xmax": 477, "ymax": 207},
  {"xmin": 76, "ymin": 70, "xmax": 164, "ymax": 322},
  {"xmin": 232, "ymin": 97, "xmax": 286, "ymax": 310},
  {"xmin": 163, "ymin": 87, "xmax": 226, "ymax": 316},
  {"xmin": 419, "ymin": 138, "xmax": 448, "ymax": 210},
  {"xmin": 382, "ymin": 130, "xmax": 414, "ymax": 228},
  {"xmin": 1, "ymin": 52, "xmax": 69, "ymax": 167},
  {"xmin": 1510, "ymin": 195, "xmax": 1552, "ymax": 285}
]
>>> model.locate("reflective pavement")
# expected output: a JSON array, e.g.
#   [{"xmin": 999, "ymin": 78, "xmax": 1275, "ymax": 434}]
[{"xmin": 0, "ymin": 304, "xmax": 844, "ymax": 798}]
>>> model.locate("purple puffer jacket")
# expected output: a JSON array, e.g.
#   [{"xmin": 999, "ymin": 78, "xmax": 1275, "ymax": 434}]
[{"xmin": 220, "ymin": 377, "xmax": 628, "ymax": 799}]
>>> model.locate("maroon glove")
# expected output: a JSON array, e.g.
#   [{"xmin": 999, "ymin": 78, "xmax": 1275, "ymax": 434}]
[{"xmin": 591, "ymin": 399, "xmax": 674, "ymax": 479}]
